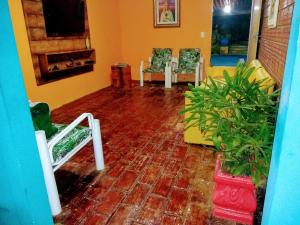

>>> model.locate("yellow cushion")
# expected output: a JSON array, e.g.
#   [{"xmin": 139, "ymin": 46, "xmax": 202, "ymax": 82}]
[
  {"xmin": 249, "ymin": 67, "xmax": 274, "ymax": 94},
  {"xmin": 249, "ymin": 59, "xmax": 262, "ymax": 68},
  {"xmin": 184, "ymin": 94, "xmax": 214, "ymax": 145},
  {"xmin": 206, "ymin": 66, "xmax": 235, "ymax": 79}
]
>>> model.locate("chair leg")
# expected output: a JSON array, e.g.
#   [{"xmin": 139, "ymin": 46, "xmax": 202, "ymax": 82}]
[
  {"xmin": 140, "ymin": 73, "xmax": 144, "ymax": 87},
  {"xmin": 35, "ymin": 131, "xmax": 61, "ymax": 216},
  {"xmin": 140, "ymin": 61, "xmax": 144, "ymax": 87},
  {"xmin": 165, "ymin": 66, "xmax": 172, "ymax": 88},
  {"xmin": 200, "ymin": 57, "xmax": 204, "ymax": 81},
  {"xmin": 168, "ymin": 67, "xmax": 172, "ymax": 88},
  {"xmin": 165, "ymin": 71, "xmax": 169, "ymax": 88},
  {"xmin": 92, "ymin": 119, "xmax": 105, "ymax": 170},
  {"xmin": 195, "ymin": 63, "xmax": 200, "ymax": 87},
  {"xmin": 175, "ymin": 74, "xmax": 178, "ymax": 83}
]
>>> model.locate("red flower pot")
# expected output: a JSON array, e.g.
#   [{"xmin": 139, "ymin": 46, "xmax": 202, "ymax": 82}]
[{"xmin": 212, "ymin": 155, "xmax": 257, "ymax": 225}]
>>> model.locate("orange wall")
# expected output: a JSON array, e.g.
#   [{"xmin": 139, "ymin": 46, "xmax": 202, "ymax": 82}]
[
  {"xmin": 8, "ymin": 0, "xmax": 213, "ymax": 109},
  {"xmin": 118, "ymin": 0, "xmax": 213, "ymax": 80},
  {"xmin": 8, "ymin": 0, "xmax": 122, "ymax": 109}
]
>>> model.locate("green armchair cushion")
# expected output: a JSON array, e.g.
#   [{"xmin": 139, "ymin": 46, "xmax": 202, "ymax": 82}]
[
  {"xmin": 174, "ymin": 48, "xmax": 200, "ymax": 74},
  {"xmin": 144, "ymin": 48, "xmax": 172, "ymax": 73},
  {"xmin": 30, "ymin": 102, "xmax": 58, "ymax": 139},
  {"xmin": 50, "ymin": 124, "xmax": 91, "ymax": 163}
]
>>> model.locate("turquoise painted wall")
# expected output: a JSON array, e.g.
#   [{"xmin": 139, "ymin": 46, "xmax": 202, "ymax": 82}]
[
  {"xmin": 1, "ymin": 0, "xmax": 300, "ymax": 223},
  {"xmin": 0, "ymin": 1, "xmax": 53, "ymax": 224},
  {"xmin": 262, "ymin": 0, "xmax": 300, "ymax": 224}
]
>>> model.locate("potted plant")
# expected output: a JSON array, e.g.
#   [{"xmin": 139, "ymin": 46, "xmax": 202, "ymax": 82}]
[{"xmin": 182, "ymin": 63, "xmax": 279, "ymax": 224}]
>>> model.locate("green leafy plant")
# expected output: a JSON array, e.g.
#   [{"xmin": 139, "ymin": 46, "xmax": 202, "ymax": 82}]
[{"xmin": 182, "ymin": 63, "xmax": 280, "ymax": 186}]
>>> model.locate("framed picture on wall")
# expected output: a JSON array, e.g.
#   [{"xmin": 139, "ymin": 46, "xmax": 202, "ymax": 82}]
[
  {"xmin": 267, "ymin": 0, "xmax": 279, "ymax": 28},
  {"xmin": 153, "ymin": 0, "xmax": 180, "ymax": 28}
]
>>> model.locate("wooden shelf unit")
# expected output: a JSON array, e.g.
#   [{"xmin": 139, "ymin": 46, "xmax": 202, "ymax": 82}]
[{"xmin": 37, "ymin": 49, "xmax": 96, "ymax": 79}]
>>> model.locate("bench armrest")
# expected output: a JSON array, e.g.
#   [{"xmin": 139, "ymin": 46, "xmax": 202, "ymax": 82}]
[{"xmin": 48, "ymin": 113, "xmax": 95, "ymax": 163}]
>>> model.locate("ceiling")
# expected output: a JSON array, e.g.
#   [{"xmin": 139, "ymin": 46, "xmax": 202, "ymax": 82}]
[{"xmin": 214, "ymin": 0, "xmax": 252, "ymax": 12}]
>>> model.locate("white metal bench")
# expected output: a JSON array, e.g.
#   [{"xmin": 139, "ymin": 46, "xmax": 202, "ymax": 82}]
[{"xmin": 35, "ymin": 112, "xmax": 104, "ymax": 216}]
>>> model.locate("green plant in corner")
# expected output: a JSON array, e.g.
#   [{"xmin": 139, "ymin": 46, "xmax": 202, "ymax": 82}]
[{"xmin": 182, "ymin": 62, "xmax": 280, "ymax": 186}]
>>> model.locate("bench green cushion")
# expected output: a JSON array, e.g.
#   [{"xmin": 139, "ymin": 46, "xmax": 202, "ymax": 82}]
[
  {"xmin": 49, "ymin": 124, "xmax": 91, "ymax": 163},
  {"xmin": 30, "ymin": 102, "xmax": 92, "ymax": 164},
  {"xmin": 30, "ymin": 102, "xmax": 58, "ymax": 139},
  {"xmin": 174, "ymin": 48, "xmax": 200, "ymax": 74},
  {"xmin": 144, "ymin": 48, "xmax": 172, "ymax": 73}
]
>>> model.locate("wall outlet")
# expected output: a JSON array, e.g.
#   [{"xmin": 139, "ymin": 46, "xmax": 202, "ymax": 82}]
[{"xmin": 200, "ymin": 32, "xmax": 205, "ymax": 38}]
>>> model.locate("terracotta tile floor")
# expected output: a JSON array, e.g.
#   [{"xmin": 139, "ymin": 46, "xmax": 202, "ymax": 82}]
[{"xmin": 52, "ymin": 83, "xmax": 237, "ymax": 225}]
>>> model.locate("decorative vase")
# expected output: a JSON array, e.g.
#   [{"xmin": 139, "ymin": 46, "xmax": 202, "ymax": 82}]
[{"xmin": 212, "ymin": 155, "xmax": 257, "ymax": 225}]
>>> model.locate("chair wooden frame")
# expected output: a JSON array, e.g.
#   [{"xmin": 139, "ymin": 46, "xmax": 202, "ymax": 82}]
[
  {"xmin": 140, "ymin": 56, "xmax": 172, "ymax": 88},
  {"xmin": 172, "ymin": 55, "xmax": 204, "ymax": 87}
]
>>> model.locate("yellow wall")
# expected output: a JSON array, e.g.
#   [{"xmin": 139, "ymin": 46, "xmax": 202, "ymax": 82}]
[
  {"xmin": 8, "ymin": 0, "xmax": 122, "ymax": 109},
  {"xmin": 118, "ymin": 0, "xmax": 213, "ymax": 80}
]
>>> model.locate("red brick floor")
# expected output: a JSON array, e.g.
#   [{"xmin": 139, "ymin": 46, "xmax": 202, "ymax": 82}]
[{"xmin": 52, "ymin": 83, "xmax": 237, "ymax": 225}]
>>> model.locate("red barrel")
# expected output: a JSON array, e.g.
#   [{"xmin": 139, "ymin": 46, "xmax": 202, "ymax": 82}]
[
  {"xmin": 122, "ymin": 65, "xmax": 132, "ymax": 89},
  {"xmin": 111, "ymin": 66, "xmax": 122, "ymax": 88},
  {"xmin": 111, "ymin": 64, "xmax": 131, "ymax": 89}
]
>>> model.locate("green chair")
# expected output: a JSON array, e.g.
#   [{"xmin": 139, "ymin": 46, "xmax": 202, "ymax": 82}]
[
  {"xmin": 173, "ymin": 48, "xmax": 204, "ymax": 86},
  {"xmin": 30, "ymin": 102, "xmax": 104, "ymax": 216},
  {"xmin": 140, "ymin": 48, "xmax": 172, "ymax": 88}
]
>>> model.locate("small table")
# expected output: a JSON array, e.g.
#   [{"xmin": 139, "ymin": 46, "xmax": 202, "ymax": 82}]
[{"xmin": 111, "ymin": 64, "xmax": 132, "ymax": 89}]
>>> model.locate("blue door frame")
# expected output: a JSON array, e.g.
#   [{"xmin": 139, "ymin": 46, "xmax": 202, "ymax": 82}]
[
  {"xmin": 0, "ymin": 1, "xmax": 53, "ymax": 225},
  {"xmin": 1, "ymin": 0, "xmax": 300, "ymax": 224},
  {"xmin": 262, "ymin": 0, "xmax": 300, "ymax": 224}
]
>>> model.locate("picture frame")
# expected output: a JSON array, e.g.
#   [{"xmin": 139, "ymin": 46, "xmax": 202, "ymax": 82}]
[
  {"xmin": 153, "ymin": 0, "xmax": 180, "ymax": 28},
  {"xmin": 267, "ymin": 0, "xmax": 279, "ymax": 28}
]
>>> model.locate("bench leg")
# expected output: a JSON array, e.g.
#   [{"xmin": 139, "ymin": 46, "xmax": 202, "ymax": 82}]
[
  {"xmin": 92, "ymin": 119, "xmax": 105, "ymax": 170},
  {"xmin": 35, "ymin": 131, "xmax": 61, "ymax": 216}
]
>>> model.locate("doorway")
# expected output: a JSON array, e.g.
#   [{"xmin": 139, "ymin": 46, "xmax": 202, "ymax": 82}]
[{"xmin": 211, "ymin": 0, "xmax": 253, "ymax": 66}]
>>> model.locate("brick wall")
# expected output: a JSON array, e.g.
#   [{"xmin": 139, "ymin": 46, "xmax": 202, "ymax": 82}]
[
  {"xmin": 22, "ymin": 0, "xmax": 90, "ymax": 85},
  {"xmin": 258, "ymin": 0, "xmax": 294, "ymax": 85}
]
